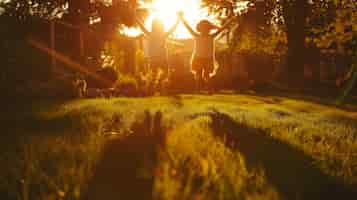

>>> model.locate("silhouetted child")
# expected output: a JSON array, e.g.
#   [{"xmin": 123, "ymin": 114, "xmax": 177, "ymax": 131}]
[
  {"xmin": 179, "ymin": 12, "xmax": 236, "ymax": 91},
  {"xmin": 136, "ymin": 17, "xmax": 179, "ymax": 92}
]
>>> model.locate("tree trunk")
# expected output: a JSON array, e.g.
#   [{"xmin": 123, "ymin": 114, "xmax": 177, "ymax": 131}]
[
  {"xmin": 283, "ymin": 0, "xmax": 308, "ymax": 86},
  {"xmin": 123, "ymin": 38, "xmax": 136, "ymax": 74}
]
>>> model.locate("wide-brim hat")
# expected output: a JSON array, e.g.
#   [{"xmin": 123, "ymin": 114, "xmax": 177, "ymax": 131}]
[{"xmin": 196, "ymin": 20, "xmax": 218, "ymax": 32}]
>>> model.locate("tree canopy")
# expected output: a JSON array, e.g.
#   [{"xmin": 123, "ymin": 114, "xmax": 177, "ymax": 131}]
[{"xmin": 203, "ymin": 0, "xmax": 356, "ymax": 84}]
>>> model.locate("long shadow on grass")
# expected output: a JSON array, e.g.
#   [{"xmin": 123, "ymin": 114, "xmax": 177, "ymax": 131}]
[
  {"xmin": 241, "ymin": 89, "xmax": 357, "ymax": 112},
  {"xmin": 82, "ymin": 111, "xmax": 167, "ymax": 200},
  {"xmin": 208, "ymin": 111, "xmax": 356, "ymax": 200}
]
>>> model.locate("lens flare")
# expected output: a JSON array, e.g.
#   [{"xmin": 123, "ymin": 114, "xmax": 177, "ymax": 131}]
[
  {"xmin": 123, "ymin": 0, "xmax": 216, "ymax": 38},
  {"xmin": 121, "ymin": 0, "xmax": 249, "ymax": 38},
  {"xmin": 146, "ymin": 0, "xmax": 215, "ymax": 38}
]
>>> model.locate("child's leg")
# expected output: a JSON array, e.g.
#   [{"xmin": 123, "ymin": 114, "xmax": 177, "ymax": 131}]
[
  {"xmin": 195, "ymin": 69, "xmax": 204, "ymax": 92},
  {"xmin": 157, "ymin": 61, "xmax": 170, "ymax": 93},
  {"xmin": 159, "ymin": 64, "xmax": 169, "ymax": 84},
  {"xmin": 203, "ymin": 69, "xmax": 210, "ymax": 82},
  {"xmin": 153, "ymin": 68, "xmax": 162, "ymax": 92},
  {"xmin": 201, "ymin": 69, "xmax": 210, "ymax": 91},
  {"xmin": 163, "ymin": 62, "xmax": 170, "ymax": 81},
  {"xmin": 191, "ymin": 57, "xmax": 207, "ymax": 92},
  {"xmin": 201, "ymin": 58, "xmax": 214, "ymax": 91},
  {"xmin": 150, "ymin": 60, "xmax": 160, "ymax": 93}
]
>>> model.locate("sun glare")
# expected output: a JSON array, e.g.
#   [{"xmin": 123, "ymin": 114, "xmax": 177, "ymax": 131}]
[
  {"xmin": 147, "ymin": 0, "xmax": 216, "ymax": 38},
  {"xmin": 121, "ymin": 0, "xmax": 250, "ymax": 38},
  {"xmin": 123, "ymin": 0, "xmax": 216, "ymax": 39}
]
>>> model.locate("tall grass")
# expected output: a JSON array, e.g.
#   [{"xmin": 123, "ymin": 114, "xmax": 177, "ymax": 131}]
[
  {"xmin": 1, "ymin": 94, "xmax": 356, "ymax": 199},
  {"xmin": 154, "ymin": 116, "xmax": 279, "ymax": 200}
]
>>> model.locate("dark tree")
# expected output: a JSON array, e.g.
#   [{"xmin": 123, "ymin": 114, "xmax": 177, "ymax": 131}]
[{"xmin": 280, "ymin": 0, "xmax": 309, "ymax": 85}]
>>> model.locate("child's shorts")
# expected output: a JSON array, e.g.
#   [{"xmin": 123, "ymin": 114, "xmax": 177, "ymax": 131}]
[{"xmin": 191, "ymin": 56, "xmax": 214, "ymax": 74}]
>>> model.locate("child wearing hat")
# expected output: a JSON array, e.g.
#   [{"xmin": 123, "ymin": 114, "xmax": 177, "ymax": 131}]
[{"xmin": 178, "ymin": 12, "xmax": 236, "ymax": 91}]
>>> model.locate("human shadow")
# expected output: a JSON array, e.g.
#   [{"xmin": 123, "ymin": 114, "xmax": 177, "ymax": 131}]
[
  {"xmin": 208, "ymin": 110, "xmax": 356, "ymax": 200},
  {"xmin": 82, "ymin": 111, "xmax": 167, "ymax": 200}
]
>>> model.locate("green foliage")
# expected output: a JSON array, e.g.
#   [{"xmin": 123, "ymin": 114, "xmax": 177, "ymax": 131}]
[
  {"xmin": 101, "ymin": 41, "xmax": 126, "ymax": 71},
  {"xmin": 98, "ymin": 0, "xmax": 140, "ymax": 27},
  {"xmin": 114, "ymin": 74, "xmax": 140, "ymax": 95},
  {"xmin": 307, "ymin": 0, "xmax": 356, "ymax": 56},
  {"xmin": 337, "ymin": 61, "xmax": 357, "ymax": 104},
  {"xmin": 0, "ymin": 0, "xmax": 68, "ymax": 20},
  {"xmin": 234, "ymin": 30, "xmax": 285, "ymax": 56},
  {"xmin": 256, "ymin": 0, "xmax": 357, "ymax": 58},
  {"xmin": 204, "ymin": 0, "xmax": 355, "ymax": 89}
]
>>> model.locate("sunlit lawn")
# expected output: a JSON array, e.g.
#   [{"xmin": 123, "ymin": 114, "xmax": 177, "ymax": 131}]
[{"xmin": 1, "ymin": 93, "xmax": 356, "ymax": 199}]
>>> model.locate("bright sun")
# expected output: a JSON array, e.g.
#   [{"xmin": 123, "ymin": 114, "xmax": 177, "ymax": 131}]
[
  {"xmin": 121, "ymin": 0, "xmax": 250, "ymax": 38},
  {"xmin": 146, "ymin": 0, "xmax": 216, "ymax": 38},
  {"xmin": 122, "ymin": 0, "xmax": 216, "ymax": 39}
]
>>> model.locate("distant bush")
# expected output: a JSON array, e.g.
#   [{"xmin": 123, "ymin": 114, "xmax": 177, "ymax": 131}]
[
  {"xmin": 114, "ymin": 74, "xmax": 140, "ymax": 96},
  {"xmin": 32, "ymin": 75, "xmax": 87, "ymax": 99},
  {"xmin": 86, "ymin": 67, "xmax": 118, "ymax": 89}
]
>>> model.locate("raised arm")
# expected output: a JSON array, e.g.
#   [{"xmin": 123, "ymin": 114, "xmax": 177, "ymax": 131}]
[
  {"xmin": 165, "ymin": 17, "xmax": 180, "ymax": 37},
  {"xmin": 212, "ymin": 17, "xmax": 237, "ymax": 38},
  {"xmin": 178, "ymin": 13, "xmax": 198, "ymax": 37},
  {"xmin": 135, "ymin": 18, "xmax": 150, "ymax": 35}
]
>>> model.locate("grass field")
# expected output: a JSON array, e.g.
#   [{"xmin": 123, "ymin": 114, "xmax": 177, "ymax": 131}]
[{"xmin": 1, "ymin": 92, "xmax": 357, "ymax": 200}]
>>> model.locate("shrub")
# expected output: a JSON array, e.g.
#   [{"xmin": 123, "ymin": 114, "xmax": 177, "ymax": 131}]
[
  {"xmin": 86, "ymin": 67, "xmax": 118, "ymax": 89},
  {"xmin": 114, "ymin": 74, "xmax": 139, "ymax": 96}
]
